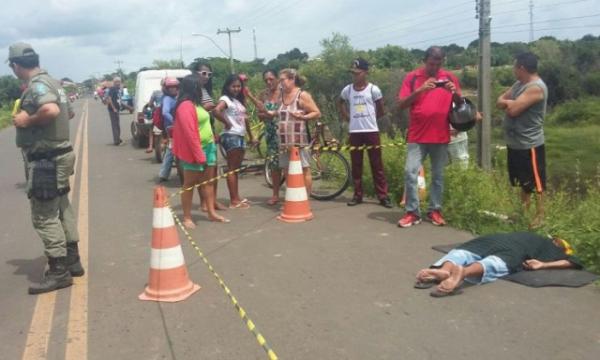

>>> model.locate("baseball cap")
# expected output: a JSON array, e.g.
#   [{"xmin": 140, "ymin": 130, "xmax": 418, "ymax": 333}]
[
  {"xmin": 7, "ymin": 42, "xmax": 37, "ymax": 63},
  {"xmin": 350, "ymin": 58, "xmax": 369, "ymax": 71}
]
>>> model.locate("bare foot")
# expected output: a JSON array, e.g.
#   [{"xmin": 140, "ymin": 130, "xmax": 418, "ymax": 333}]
[
  {"xmin": 437, "ymin": 264, "xmax": 465, "ymax": 293},
  {"xmin": 183, "ymin": 219, "xmax": 196, "ymax": 229},
  {"xmin": 200, "ymin": 206, "xmax": 208, "ymax": 213},
  {"xmin": 529, "ymin": 215, "xmax": 544, "ymax": 229},
  {"xmin": 416, "ymin": 268, "xmax": 450, "ymax": 282},
  {"xmin": 208, "ymin": 215, "xmax": 231, "ymax": 223},
  {"xmin": 266, "ymin": 196, "xmax": 280, "ymax": 206},
  {"xmin": 215, "ymin": 201, "xmax": 227, "ymax": 211}
]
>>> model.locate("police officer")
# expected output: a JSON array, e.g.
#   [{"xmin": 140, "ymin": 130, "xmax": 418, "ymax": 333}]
[{"xmin": 9, "ymin": 42, "xmax": 85, "ymax": 294}]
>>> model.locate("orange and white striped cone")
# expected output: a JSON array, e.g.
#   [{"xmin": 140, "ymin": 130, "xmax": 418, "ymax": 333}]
[
  {"xmin": 139, "ymin": 186, "xmax": 200, "ymax": 302},
  {"xmin": 399, "ymin": 166, "xmax": 427, "ymax": 206},
  {"xmin": 278, "ymin": 146, "xmax": 314, "ymax": 223}
]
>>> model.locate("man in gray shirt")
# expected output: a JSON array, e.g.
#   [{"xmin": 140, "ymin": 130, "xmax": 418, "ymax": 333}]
[{"xmin": 497, "ymin": 52, "xmax": 548, "ymax": 229}]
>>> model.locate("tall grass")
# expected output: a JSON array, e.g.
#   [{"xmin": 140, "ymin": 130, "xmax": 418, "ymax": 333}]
[{"xmin": 0, "ymin": 106, "xmax": 11, "ymax": 130}]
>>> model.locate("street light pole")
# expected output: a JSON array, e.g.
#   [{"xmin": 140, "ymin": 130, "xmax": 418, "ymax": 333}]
[{"xmin": 191, "ymin": 33, "xmax": 230, "ymax": 58}]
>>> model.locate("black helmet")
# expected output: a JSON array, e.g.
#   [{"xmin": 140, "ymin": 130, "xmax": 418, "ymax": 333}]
[{"xmin": 449, "ymin": 97, "xmax": 476, "ymax": 131}]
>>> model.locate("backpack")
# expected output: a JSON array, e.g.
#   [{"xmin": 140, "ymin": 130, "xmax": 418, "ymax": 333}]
[{"xmin": 152, "ymin": 105, "xmax": 164, "ymax": 130}]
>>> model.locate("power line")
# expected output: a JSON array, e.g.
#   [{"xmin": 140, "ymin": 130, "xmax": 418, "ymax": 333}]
[
  {"xmin": 240, "ymin": 0, "xmax": 304, "ymax": 29},
  {"xmin": 494, "ymin": 24, "xmax": 600, "ymax": 34},
  {"xmin": 493, "ymin": 0, "xmax": 592, "ymax": 16},
  {"xmin": 348, "ymin": 1, "xmax": 474, "ymax": 40},
  {"xmin": 492, "ymin": 13, "xmax": 600, "ymax": 30}
]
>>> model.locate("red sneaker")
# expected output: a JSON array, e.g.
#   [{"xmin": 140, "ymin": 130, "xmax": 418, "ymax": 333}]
[
  {"xmin": 427, "ymin": 210, "xmax": 446, "ymax": 226},
  {"xmin": 398, "ymin": 212, "xmax": 422, "ymax": 228}
]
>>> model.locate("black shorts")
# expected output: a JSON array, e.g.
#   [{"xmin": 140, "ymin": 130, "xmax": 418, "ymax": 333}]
[{"xmin": 507, "ymin": 144, "xmax": 546, "ymax": 193}]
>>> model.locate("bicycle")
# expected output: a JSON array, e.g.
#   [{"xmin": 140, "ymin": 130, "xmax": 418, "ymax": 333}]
[{"xmin": 264, "ymin": 121, "xmax": 351, "ymax": 201}]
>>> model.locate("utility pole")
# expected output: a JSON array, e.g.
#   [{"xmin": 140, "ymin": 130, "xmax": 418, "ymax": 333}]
[
  {"xmin": 114, "ymin": 59, "xmax": 124, "ymax": 76},
  {"xmin": 217, "ymin": 27, "xmax": 242, "ymax": 73},
  {"xmin": 529, "ymin": 0, "xmax": 534, "ymax": 42},
  {"xmin": 476, "ymin": 0, "xmax": 492, "ymax": 170},
  {"xmin": 253, "ymin": 28, "xmax": 258, "ymax": 60}
]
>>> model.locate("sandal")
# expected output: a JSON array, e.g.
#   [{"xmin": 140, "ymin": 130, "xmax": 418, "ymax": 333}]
[
  {"xmin": 229, "ymin": 202, "xmax": 250, "ymax": 209},
  {"xmin": 209, "ymin": 217, "xmax": 231, "ymax": 223},
  {"xmin": 145, "ymin": 148, "xmax": 153, "ymax": 153},
  {"xmin": 414, "ymin": 278, "xmax": 437, "ymax": 289}
]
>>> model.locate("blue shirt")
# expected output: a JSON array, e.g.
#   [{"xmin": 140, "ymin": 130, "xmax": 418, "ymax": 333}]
[{"xmin": 162, "ymin": 95, "xmax": 176, "ymax": 128}]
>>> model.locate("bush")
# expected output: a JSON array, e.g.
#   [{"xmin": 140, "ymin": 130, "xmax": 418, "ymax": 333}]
[{"xmin": 546, "ymin": 97, "xmax": 600, "ymax": 126}]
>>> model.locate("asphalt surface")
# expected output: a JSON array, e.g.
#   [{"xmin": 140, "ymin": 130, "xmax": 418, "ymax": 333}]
[{"xmin": 1, "ymin": 98, "xmax": 599, "ymax": 360}]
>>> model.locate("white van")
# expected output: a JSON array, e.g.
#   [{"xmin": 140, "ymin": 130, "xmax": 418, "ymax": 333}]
[{"xmin": 130, "ymin": 69, "xmax": 191, "ymax": 148}]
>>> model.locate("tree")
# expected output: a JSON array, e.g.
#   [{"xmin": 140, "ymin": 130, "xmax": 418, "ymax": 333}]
[
  {"xmin": 368, "ymin": 45, "xmax": 417, "ymax": 70},
  {"xmin": 152, "ymin": 59, "xmax": 186, "ymax": 69},
  {"xmin": 266, "ymin": 48, "xmax": 309, "ymax": 71},
  {"xmin": 0, "ymin": 75, "xmax": 22, "ymax": 108}
]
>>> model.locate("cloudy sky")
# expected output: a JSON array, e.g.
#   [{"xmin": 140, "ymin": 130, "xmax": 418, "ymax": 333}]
[{"xmin": 1, "ymin": 0, "xmax": 599, "ymax": 82}]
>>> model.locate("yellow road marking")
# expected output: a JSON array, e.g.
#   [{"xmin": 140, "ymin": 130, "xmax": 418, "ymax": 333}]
[
  {"xmin": 20, "ymin": 292, "xmax": 57, "ymax": 360},
  {"xmin": 21, "ymin": 102, "xmax": 86, "ymax": 360},
  {"xmin": 65, "ymin": 101, "xmax": 89, "ymax": 359}
]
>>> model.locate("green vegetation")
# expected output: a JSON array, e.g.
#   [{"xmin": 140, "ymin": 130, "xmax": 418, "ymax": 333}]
[
  {"xmin": 0, "ymin": 106, "xmax": 11, "ymax": 129},
  {"xmin": 0, "ymin": 32, "xmax": 598, "ymax": 272}
]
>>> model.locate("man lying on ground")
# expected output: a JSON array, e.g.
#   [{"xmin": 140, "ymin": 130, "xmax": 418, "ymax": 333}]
[{"xmin": 415, "ymin": 232, "xmax": 582, "ymax": 297}]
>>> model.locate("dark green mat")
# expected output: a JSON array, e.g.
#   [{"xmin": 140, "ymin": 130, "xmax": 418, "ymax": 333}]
[{"xmin": 431, "ymin": 243, "xmax": 599, "ymax": 288}]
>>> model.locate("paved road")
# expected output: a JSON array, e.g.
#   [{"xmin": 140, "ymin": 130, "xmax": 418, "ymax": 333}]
[{"xmin": 1, "ymin": 99, "xmax": 599, "ymax": 360}]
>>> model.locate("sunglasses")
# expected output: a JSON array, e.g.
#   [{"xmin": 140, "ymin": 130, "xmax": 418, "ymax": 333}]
[
  {"xmin": 8, "ymin": 62, "xmax": 15, "ymax": 69},
  {"xmin": 199, "ymin": 71, "xmax": 212, "ymax": 77}
]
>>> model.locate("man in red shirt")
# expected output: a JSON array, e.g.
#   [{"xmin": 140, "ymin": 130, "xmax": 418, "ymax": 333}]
[{"xmin": 397, "ymin": 47, "xmax": 462, "ymax": 228}]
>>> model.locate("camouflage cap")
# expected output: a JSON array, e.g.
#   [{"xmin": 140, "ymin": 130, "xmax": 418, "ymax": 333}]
[{"xmin": 7, "ymin": 42, "xmax": 37, "ymax": 63}]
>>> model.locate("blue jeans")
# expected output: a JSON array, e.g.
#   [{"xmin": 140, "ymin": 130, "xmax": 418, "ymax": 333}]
[
  {"xmin": 432, "ymin": 249, "xmax": 509, "ymax": 284},
  {"xmin": 159, "ymin": 147, "xmax": 174, "ymax": 179},
  {"xmin": 404, "ymin": 143, "xmax": 448, "ymax": 216}
]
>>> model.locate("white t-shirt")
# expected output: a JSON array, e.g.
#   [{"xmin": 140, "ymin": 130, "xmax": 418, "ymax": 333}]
[
  {"xmin": 219, "ymin": 95, "xmax": 246, "ymax": 136},
  {"xmin": 340, "ymin": 83, "xmax": 383, "ymax": 133}
]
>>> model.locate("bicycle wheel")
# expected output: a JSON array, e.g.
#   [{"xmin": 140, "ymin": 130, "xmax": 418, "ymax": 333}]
[
  {"xmin": 154, "ymin": 134, "xmax": 165, "ymax": 163},
  {"xmin": 256, "ymin": 132, "xmax": 267, "ymax": 159},
  {"xmin": 309, "ymin": 149, "xmax": 350, "ymax": 200},
  {"xmin": 264, "ymin": 156, "xmax": 286, "ymax": 188}
]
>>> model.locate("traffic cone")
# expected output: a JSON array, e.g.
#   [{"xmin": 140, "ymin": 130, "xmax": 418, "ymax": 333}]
[
  {"xmin": 417, "ymin": 167, "xmax": 427, "ymax": 201},
  {"xmin": 399, "ymin": 166, "xmax": 427, "ymax": 206},
  {"xmin": 139, "ymin": 186, "xmax": 200, "ymax": 302},
  {"xmin": 278, "ymin": 146, "xmax": 314, "ymax": 223}
]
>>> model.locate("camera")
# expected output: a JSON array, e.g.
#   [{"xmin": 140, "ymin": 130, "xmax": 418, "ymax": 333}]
[{"xmin": 434, "ymin": 80, "xmax": 449, "ymax": 87}]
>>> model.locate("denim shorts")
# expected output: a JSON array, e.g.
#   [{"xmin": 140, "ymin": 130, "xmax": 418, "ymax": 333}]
[
  {"xmin": 432, "ymin": 249, "xmax": 509, "ymax": 284},
  {"xmin": 220, "ymin": 133, "xmax": 245, "ymax": 152}
]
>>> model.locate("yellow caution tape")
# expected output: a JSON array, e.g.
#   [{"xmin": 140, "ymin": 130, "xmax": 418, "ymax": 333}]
[
  {"xmin": 12, "ymin": 99, "xmax": 21, "ymax": 116},
  {"xmin": 166, "ymin": 205, "xmax": 279, "ymax": 360}
]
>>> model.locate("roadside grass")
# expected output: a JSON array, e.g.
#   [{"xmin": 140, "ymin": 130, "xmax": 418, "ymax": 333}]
[
  {"xmin": 0, "ymin": 107, "xmax": 10, "ymax": 129},
  {"xmin": 358, "ymin": 133, "xmax": 600, "ymax": 273}
]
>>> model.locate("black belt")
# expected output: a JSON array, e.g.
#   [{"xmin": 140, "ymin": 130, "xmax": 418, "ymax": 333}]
[{"xmin": 27, "ymin": 146, "xmax": 73, "ymax": 162}]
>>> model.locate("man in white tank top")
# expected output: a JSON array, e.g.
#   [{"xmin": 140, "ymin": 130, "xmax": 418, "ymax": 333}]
[{"xmin": 338, "ymin": 58, "xmax": 392, "ymax": 208}]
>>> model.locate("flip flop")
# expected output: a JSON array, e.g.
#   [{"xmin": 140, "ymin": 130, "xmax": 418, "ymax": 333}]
[
  {"xmin": 229, "ymin": 202, "xmax": 250, "ymax": 209},
  {"xmin": 240, "ymin": 198, "xmax": 250, "ymax": 204},
  {"xmin": 414, "ymin": 278, "xmax": 437, "ymax": 289},
  {"xmin": 145, "ymin": 148, "xmax": 153, "ymax": 153},
  {"xmin": 210, "ymin": 217, "xmax": 231, "ymax": 223},
  {"xmin": 429, "ymin": 287, "xmax": 464, "ymax": 298}
]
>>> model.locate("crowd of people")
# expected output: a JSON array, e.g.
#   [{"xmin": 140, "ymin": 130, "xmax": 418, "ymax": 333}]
[{"xmin": 10, "ymin": 41, "xmax": 572, "ymax": 297}]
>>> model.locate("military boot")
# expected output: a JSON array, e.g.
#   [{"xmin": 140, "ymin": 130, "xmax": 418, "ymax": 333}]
[
  {"xmin": 66, "ymin": 242, "xmax": 85, "ymax": 277},
  {"xmin": 28, "ymin": 257, "xmax": 73, "ymax": 295}
]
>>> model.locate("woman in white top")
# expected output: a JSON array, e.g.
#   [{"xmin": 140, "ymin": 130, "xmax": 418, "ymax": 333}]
[
  {"xmin": 277, "ymin": 68, "xmax": 321, "ymax": 195},
  {"xmin": 214, "ymin": 74, "xmax": 256, "ymax": 209}
]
